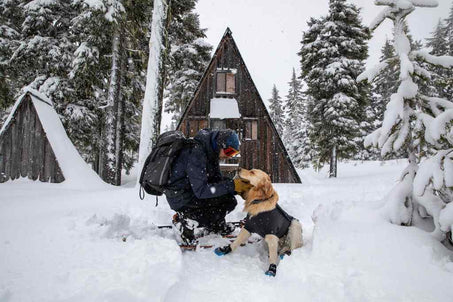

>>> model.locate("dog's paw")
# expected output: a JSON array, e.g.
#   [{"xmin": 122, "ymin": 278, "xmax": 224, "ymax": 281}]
[
  {"xmin": 214, "ymin": 245, "xmax": 232, "ymax": 256},
  {"xmin": 279, "ymin": 251, "xmax": 292, "ymax": 260},
  {"xmin": 265, "ymin": 264, "xmax": 277, "ymax": 277}
]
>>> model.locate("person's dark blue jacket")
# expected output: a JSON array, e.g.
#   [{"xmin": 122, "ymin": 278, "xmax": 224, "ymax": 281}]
[{"xmin": 164, "ymin": 129, "xmax": 236, "ymax": 211}]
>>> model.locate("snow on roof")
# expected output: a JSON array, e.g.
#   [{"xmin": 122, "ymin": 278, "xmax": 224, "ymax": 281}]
[
  {"xmin": 209, "ymin": 98, "xmax": 241, "ymax": 119},
  {"xmin": 1, "ymin": 88, "xmax": 105, "ymax": 188}
]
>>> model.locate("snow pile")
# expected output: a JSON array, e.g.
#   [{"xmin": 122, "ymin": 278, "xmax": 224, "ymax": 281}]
[
  {"xmin": 0, "ymin": 184, "xmax": 182, "ymax": 302},
  {"xmin": 310, "ymin": 201, "xmax": 453, "ymax": 301},
  {"xmin": 1, "ymin": 160, "xmax": 452, "ymax": 301}
]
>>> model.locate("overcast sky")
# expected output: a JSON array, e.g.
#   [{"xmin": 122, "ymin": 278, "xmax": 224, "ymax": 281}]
[{"xmin": 195, "ymin": 0, "xmax": 452, "ymax": 103}]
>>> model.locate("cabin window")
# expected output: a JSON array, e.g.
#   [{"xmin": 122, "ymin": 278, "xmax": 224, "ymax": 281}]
[
  {"xmin": 216, "ymin": 71, "xmax": 235, "ymax": 94},
  {"xmin": 245, "ymin": 120, "xmax": 258, "ymax": 140}
]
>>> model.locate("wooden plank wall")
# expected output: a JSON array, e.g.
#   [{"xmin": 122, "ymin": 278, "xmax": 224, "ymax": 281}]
[{"xmin": 0, "ymin": 96, "xmax": 64, "ymax": 183}]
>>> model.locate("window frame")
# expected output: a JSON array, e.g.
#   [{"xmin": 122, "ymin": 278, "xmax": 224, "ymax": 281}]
[
  {"xmin": 244, "ymin": 119, "xmax": 258, "ymax": 140},
  {"xmin": 215, "ymin": 69, "xmax": 236, "ymax": 95}
]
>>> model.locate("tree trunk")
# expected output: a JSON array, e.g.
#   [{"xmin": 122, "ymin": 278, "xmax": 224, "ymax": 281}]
[
  {"xmin": 137, "ymin": 0, "xmax": 171, "ymax": 176},
  {"xmin": 114, "ymin": 47, "xmax": 127, "ymax": 186},
  {"xmin": 329, "ymin": 144, "xmax": 337, "ymax": 178},
  {"xmin": 103, "ymin": 27, "xmax": 122, "ymax": 185}
]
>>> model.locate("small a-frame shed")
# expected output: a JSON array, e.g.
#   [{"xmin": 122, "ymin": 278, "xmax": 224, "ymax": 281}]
[
  {"xmin": 0, "ymin": 89, "xmax": 103, "ymax": 187},
  {"xmin": 178, "ymin": 28, "xmax": 301, "ymax": 183}
]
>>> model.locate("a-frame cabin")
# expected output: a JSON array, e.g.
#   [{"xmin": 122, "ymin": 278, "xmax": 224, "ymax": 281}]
[
  {"xmin": 0, "ymin": 89, "xmax": 103, "ymax": 187},
  {"xmin": 177, "ymin": 28, "xmax": 301, "ymax": 183}
]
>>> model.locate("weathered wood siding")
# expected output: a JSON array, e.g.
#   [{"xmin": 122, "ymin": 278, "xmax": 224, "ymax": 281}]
[
  {"xmin": 0, "ymin": 95, "xmax": 64, "ymax": 183},
  {"xmin": 178, "ymin": 30, "xmax": 301, "ymax": 183}
]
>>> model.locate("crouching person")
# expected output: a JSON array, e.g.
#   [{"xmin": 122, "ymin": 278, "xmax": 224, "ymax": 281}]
[{"xmin": 164, "ymin": 128, "xmax": 251, "ymax": 244}]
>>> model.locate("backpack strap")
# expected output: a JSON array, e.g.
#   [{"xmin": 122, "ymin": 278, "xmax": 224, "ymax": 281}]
[{"xmin": 139, "ymin": 185, "xmax": 145, "ymax": 200}]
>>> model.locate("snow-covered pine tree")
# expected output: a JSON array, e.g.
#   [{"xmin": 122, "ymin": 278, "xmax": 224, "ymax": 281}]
[
  {"xmin": 164, "ymin": 0, "xmax": 212, "ymax": 128},
  {"xmin": 2, "ymin": 0, "xmax": 148, "ymax": 185},
  {"xmin": 9, "ymin": 0, "xmax": 75, "ymax": 100},
  {"xmin": 300, "ymin": 0, "xmax": 370, "ymax": 177},
  {"xmin": 446, "ymin": 3, "xmax": 453, "ymax": 56},
  {"xmin": 0, "ymin": 0, "xmax": 21, "ymax": 121},
  {"xmin": 372, "ymin": 39, "xmax": 400, "ymax": 128},
  {"xmin": 283, "ymin": 68, "xmax": 309, "ymax": 168},
  {"xmin": 4, "ymin": 0, "xmax": 105, "ymax": 167},
  {"xmin": 70, "ymin": 0, "xmax": 150, "ymax": 184},
  {"xmin": 425, "ymin": 19, "xmax": 451, "ymax": 100},
  {"xmin": 268, "ymin": 84, "xmax": 284, "ymax": 136},
  {"xmin": 358, "ymin": 0, "xmax": 453, "ymax": 240},
  {"xmin": 367, "ymin": 38, "xmax": 407, "ymax": 160},
  {"xmin": 118, "ymin": 0, "xmax": 151, "ymax": 176},
  {"xmin": 299, "ymin": 16, "xmax": 326, "ymax": 171}
]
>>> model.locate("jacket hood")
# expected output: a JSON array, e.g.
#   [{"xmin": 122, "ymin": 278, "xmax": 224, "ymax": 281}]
[{"xmin": 194, "ymin": 129, "xmax": 219, "ymax": 158}]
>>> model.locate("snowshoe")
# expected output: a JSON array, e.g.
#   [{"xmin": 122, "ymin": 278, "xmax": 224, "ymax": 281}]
[
  {"xmin": 206, "ymin": 220, "xmax": 237, "ymax": 237},
  {"xmin": 172, "ymin": 213, "xmax": 200, "ymax": 245}
]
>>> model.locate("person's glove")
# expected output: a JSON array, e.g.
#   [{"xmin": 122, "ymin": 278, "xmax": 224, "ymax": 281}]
[
  {"xmin": 234, "ymin": 178, "xmax": 252, "ymax": 194},
  {"xmin": 214, "ymin": 245, "xmax": 232, "ymax": 256}
]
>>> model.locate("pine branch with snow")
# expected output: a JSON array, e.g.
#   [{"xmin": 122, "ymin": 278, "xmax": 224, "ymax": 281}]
[{"xmin": 359, "ymin": 0, "xmax": 453, "ymax": 239}]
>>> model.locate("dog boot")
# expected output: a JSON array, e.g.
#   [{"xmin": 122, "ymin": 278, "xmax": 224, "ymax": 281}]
[
  {"xmin": 265, "ymin": 264, "xmax": 277, "ymax": 277},
  {"xmin": 279, "ymin": 251, "xmax": 292, "ymax": 260},
  {"xmin": 214, "ymin": 245, "xmax": 232, "ymax": 256}
]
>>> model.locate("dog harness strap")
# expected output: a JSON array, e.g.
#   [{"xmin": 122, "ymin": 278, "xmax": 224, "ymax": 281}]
[{"xmin": 250, "ymin": 194, "xmax": 274, "ymax": 205}]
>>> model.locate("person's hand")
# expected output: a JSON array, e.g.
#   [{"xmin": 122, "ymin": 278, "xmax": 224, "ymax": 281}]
[{"xmin": 234, "ymin": 178, "xmax": 252, "ymax": 194}]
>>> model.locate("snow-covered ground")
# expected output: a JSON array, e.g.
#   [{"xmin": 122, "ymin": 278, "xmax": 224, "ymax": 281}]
[{"xmin": 1, "ymin": 160, "xmax": 453, "ymax": 302}]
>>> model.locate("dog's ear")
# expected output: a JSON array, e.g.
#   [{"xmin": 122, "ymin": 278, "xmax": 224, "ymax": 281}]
[{"xmin": 261, "ymin": 177, "xmax": 274, "ymax": 198}]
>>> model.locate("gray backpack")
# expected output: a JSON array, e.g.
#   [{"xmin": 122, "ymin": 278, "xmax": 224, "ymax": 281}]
[{"xmin": 139, "ymin": 131, "xmax": 191, "ymax": 199}]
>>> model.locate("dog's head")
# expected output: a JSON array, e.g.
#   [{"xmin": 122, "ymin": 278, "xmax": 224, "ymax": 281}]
[{"xmin": 237, "ymin": 168, "xmax": 277, "ymax": 214}]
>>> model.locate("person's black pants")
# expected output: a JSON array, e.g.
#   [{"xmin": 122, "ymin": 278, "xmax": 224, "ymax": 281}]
[{"xmin": 178, "ymin": 194, "xmax": 237, "ymax": 229}]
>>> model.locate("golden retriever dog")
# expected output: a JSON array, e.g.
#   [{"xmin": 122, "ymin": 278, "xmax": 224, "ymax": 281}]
[{"xmin": 215, "ymin": 168, "xmax": 303, "ymax": 277}]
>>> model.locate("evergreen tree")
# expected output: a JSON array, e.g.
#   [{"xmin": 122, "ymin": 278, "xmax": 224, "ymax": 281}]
[
  {"xmin": 268, "ymin": 84, "xmax": 284, "ymax": 136},
  {"xmin": 1, "ymin": 0, "xmax": 212, "ymax": 185},
  {"xmin": 0, "ymin": 0, "xmax": 21, "ymax": 121},
  {"xmin": 372, "ymin": 39, "xmax": 399, "ymax": 125},
  {"xmin": 283, "ymin": 68, "xmax": 309, "ymax": 168},
  {"xmin": 164, "ymin": 1, "xmax": 212, "ymax": 127},
  {"xmin": 359, "ymin": 0, "xmax": 453, "ymax": 238},
  {"xmin": 446, "ymin": 4, "xmax": 453, "ymax": 56},
  {"xmin": 300, "ymin": 0, "xmax": 370, "ymax": 177},
  {"xmin": 425, "ymin": 19, "xmax": 451, "ymax": 100}
]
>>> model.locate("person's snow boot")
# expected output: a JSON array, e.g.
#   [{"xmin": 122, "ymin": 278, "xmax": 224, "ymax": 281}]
[
  {"xmin": 172, "ymin": 213, "xmax": 198, "ymax": 245},
  {"xmin": 208, "ymin": 220, "xmax": 236, "ymax": 236}
]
